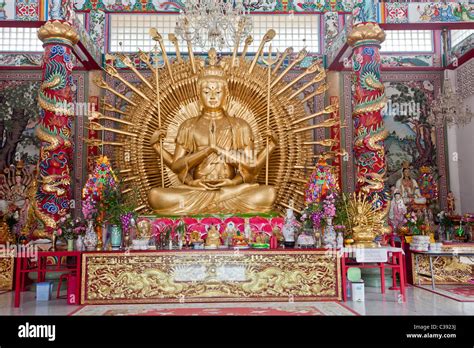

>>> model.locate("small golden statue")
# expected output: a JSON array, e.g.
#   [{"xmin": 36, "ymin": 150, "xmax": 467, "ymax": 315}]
[
  {"xmin": 255, "ymin": 233, "xmax": 266, "ymax": 244},
  {"xmin": 272, "ymin": 226, "xmax": 284, "ymax": 245},
  {"xmin": 148, "ymin": 49, "xmax": 277, "ymax": 215},
  {"xmin": 347, "ymin": 192, "xmax": 388, "ymax": 247},
  {"xmin": 190, "ymin": 230, "xmax": 203, "ymax": 244},
  {"xmin": 447, "ymin": 191, "xmax": 455, "ymax": 214},
  {"xmin": 136, "ymin": 219, "xmax": 151, "ymax": 240},
  {"xmin": 205, "ymin": 224, "xmax": 221, "ymax": 249}
]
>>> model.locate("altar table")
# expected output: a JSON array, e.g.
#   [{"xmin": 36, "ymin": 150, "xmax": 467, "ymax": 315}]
[
  {"xmin": 412, "ymin": 250, "xmax": 474, "ymax": 290},
  {"xmin": 340, "ymin": 247, "xmax": 406, "ymax": 302},
  {"xmin": 81, "ymin": 249, "xmax": 341, "ymax": 304},
  {"xmin": 14, "ymin": 250, "xmax": 82, "ymax": 307},
  {"xmin": 409, "ymin": 243, "xmax": 474, "ymax": 285}
]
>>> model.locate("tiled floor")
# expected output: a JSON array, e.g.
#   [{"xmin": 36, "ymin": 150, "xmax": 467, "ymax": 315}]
[{"xmin": 1, "ymin": 286, "xmax": 473, "ymax": 316}]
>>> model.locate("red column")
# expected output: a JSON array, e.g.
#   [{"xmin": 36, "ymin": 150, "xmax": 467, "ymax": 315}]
[
  {"xmin": 35, "ymin": 21, "xmax": 79, "ymax": 233},
  {"xmin": 348, "ymin": 22, "xmax": 388, "ymax": 209}
]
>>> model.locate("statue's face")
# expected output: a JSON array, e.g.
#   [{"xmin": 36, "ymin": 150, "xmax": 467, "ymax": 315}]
[{"xmin": 199, "ymin": 79, "xmax": 226, "ymax": 110}]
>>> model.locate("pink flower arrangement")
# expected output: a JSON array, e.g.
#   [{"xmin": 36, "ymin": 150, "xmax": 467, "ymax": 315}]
[
  {"xmin": 55, "ymin": 214, "xmax": 86, "ymax": 240},
  {"xmin": 323, "ymin": 193, "xmax": 336, "ymax": 218},
  {"xmin": 82, "ymin": 156, "xmax": 118, "ymax": 222}
]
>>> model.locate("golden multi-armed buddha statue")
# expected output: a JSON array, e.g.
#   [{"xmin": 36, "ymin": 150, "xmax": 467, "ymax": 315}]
[
  {"xmin": 94, "ymin": 28, "xmax": 339, "ymax": 215},
  {"xmin": 148, "ymin": 49, "xmax": 276, "ymax": 215}
]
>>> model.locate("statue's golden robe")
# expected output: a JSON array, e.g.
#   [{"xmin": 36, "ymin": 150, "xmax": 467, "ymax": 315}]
[{"xmin": 149, "ymin": 116, "xmax": 275, "ymax": 215}]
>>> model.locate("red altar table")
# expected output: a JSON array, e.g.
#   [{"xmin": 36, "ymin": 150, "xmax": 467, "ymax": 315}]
[
  {"xmin": 14, "ymin": 250, "xmax": 82, "ymax": 307},
  {"xmin": 341, "ymin": 247, "xmax": 406, "ymax": 302}
]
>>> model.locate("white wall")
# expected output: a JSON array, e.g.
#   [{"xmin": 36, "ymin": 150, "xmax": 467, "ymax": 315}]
[
  {"xmin": 447, "ymin": 62, "xmax": 474, "ymax": 213},
  {"xmin": 454, "ymin": 94, "xmax": 474, "ymax": 213}
]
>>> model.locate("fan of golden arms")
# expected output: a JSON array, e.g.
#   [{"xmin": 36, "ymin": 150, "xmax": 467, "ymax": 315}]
[
  {"xmin": 93, "ymin": 27, "xmax": 340, "ymax": 215},
  {"xmin": 37, "ymin": 20, "xmax": 79, "ymax": 45}
]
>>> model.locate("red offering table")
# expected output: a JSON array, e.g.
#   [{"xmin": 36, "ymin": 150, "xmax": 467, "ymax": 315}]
[
  {"xmin": 81, "ymin": 249, "xmax": 341, "ymax": 304},
  {"xmin": 14, "ymin": 250, "xmax": 82, "ymax": 307},
  {"xmin": 341, "ymin": 247, "xmax": 406, "ymax": 302}
]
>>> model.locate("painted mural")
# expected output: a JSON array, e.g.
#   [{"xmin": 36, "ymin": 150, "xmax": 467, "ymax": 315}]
[
  {"xmin": 73, "ymin": 0, "xmax": 353, "ymax": 13},
  {"xmin": 409, "ymin": 2, "xmax": 474, "ymax": 23},
  {"xmin": 382, "ymin": 2, "xmax": 408, "ymax": 24},
  {"xmin": 382, "ymin": 80, "xmax": 437, "ymax": 188},
  {"xmin": 381, "ymin": 55, "xmax": 435, "ymax": 68},
  {"xmin": 0, "ymin": 80, "xmax": 41, "ymax": 172},
  {"xmin": 89, "ymin": 9, "xmax": 106, "ymax": 54},
  {"xmin": 0, "ymin": 54, "xmax": 43, "ymax": 67}
]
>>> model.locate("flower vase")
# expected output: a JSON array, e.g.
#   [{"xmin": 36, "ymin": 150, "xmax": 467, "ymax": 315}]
[
  {"xmin": 323, "ymin": 217, "xmax": 336, "ymax": 248},
  {"xmin": 67, "ymin": 239, "xmax": 74, "ymax": 251},
  {"xmin": 83, "ymin": 221, "xmax": 98, "ymax": 251},
  {"xmin": 75, "ymin": 235, "xmax": 84, "ymax": 251},
  {"xmin": 313, "ymin": 228, "xmax": 322, "ymax": 248},
  {"xmin": 336, "ymin": 231, "xmax": 344, "ymax": 249},
  {"xmin": 110, "ymin": 225, "xmax": 122, "ymax": 251}
]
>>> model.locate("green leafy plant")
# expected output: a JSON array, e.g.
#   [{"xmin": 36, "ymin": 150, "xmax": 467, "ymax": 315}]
[
  {"xmin": 333, "ymin": 194, "xmax": 350, "ymax": 228},
  {"xmin": 100, "ymin": 179, "xmax": 137, "ymax": 227},
  {"xmin": 175, "ymin": 220, "xmax": 187, "ymax": 238}
]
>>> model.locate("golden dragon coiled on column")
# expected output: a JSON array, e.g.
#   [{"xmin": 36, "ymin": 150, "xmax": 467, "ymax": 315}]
[{"xmin": 39, "ymin": 174, "xmax": 70, "ymax": 196}]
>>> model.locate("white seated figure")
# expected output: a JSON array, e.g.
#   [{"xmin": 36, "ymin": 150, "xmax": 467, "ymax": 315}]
[{"xmin": 395, "ymin": 166, "xmax": 426, "ymax": 206}]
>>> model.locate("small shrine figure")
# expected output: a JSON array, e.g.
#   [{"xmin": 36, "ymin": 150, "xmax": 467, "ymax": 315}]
[
  {"xmin": 389, "ymin": 191, "xmax": 407, "ymax": 233},
  {"xmin": 255, "ymin": 233, "xmax": 266, "ymax": 244},
  {"xmin": 232, "ymin": 229, "xmax": 248, "ymax": 247},
  {"xmin": 283, "ymin": 207, "xmax": 297, "ymax": 247},
  {"xmin": 272, "ymin": 226, "xmax": 284, "ymax": 246},
  {"xmin": 223, "ymin": 222, "xmax": 236, "ymax": 247},
  {"xmin": 205, "ymin": 224, "xmax": 221, "ymax": 249},
  {"xmin": 136, "ymin": 219, "xmax": 151, "ymax": 240},
  {"xmin": 447, "ymin": 191, "xmax": 456, "ymax": 214},
  {"xmin": 396, "ymin": 164, "xmax": 426, "ymax": 206},
  {"xmin": 190, "ymin": 230, "xmax": 203, "ymax": 243}
]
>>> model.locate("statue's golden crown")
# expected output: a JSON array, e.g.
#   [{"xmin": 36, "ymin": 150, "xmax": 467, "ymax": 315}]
[
  {"xmin": 197, "ymin": 48, "xmax": 227, "ymax": 81},
  {"xmin": 198, "ymin": 65, "xmax": 226, "ymax": 79}
]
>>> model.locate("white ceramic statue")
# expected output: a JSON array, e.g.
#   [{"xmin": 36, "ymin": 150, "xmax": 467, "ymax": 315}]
[
  {"xmin": 283, "ymin": 208, "xmax": 296, "ymax": 243},
  {"xmin": 389, "ymin": 191, "xmax": 407, "ymax": 232},
  {"xmin": 395, "ymin": 167, "xmax": 426, "ymax": 205}
]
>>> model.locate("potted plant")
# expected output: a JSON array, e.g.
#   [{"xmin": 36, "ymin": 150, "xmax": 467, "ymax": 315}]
[
  {"xmin": 100, "ymin": 182, "xmax": 135, "ymax": 250},
  {"xmin": 333, "ymin": 194, "xmax": 350, "ymax": 246},
  {"xmin": 174, "ymin": 220, "xmax": 187, "ymax": 249}
]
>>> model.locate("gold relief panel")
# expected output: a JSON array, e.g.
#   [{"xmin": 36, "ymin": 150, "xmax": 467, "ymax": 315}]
[
  {"xmin": 412, "ymin": 254, "xmax": 473, "ymax": 285},
  {"xmin": 0, "ymin": 256, "xmax": 14, "ymax": 291},
  {"xmin": 81, "ymin": 250, "xmax": 341, "ymax": 304}
]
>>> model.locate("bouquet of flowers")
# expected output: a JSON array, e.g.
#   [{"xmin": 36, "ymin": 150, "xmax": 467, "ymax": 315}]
[
  {"xmin": 304, "ymin": 160, "xmax": 339, "ymax": 205},
  {"xmin": 82, "ymin": 155, "xmax": 118, "ymax": 223},
  {"xmin": 300, "ymin": 203, "xmax": 322, "ymax": 230},
  {"xmin": 56, "ymin": 214, "xmax": 86, "ymax": 240},
  {"xmin": 322, "ymin": 193, "xmax": 336, "ymax": 219},
  {"xmin": 406, "ymin": 212, "xmax": 424, "ymax": 235}
]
